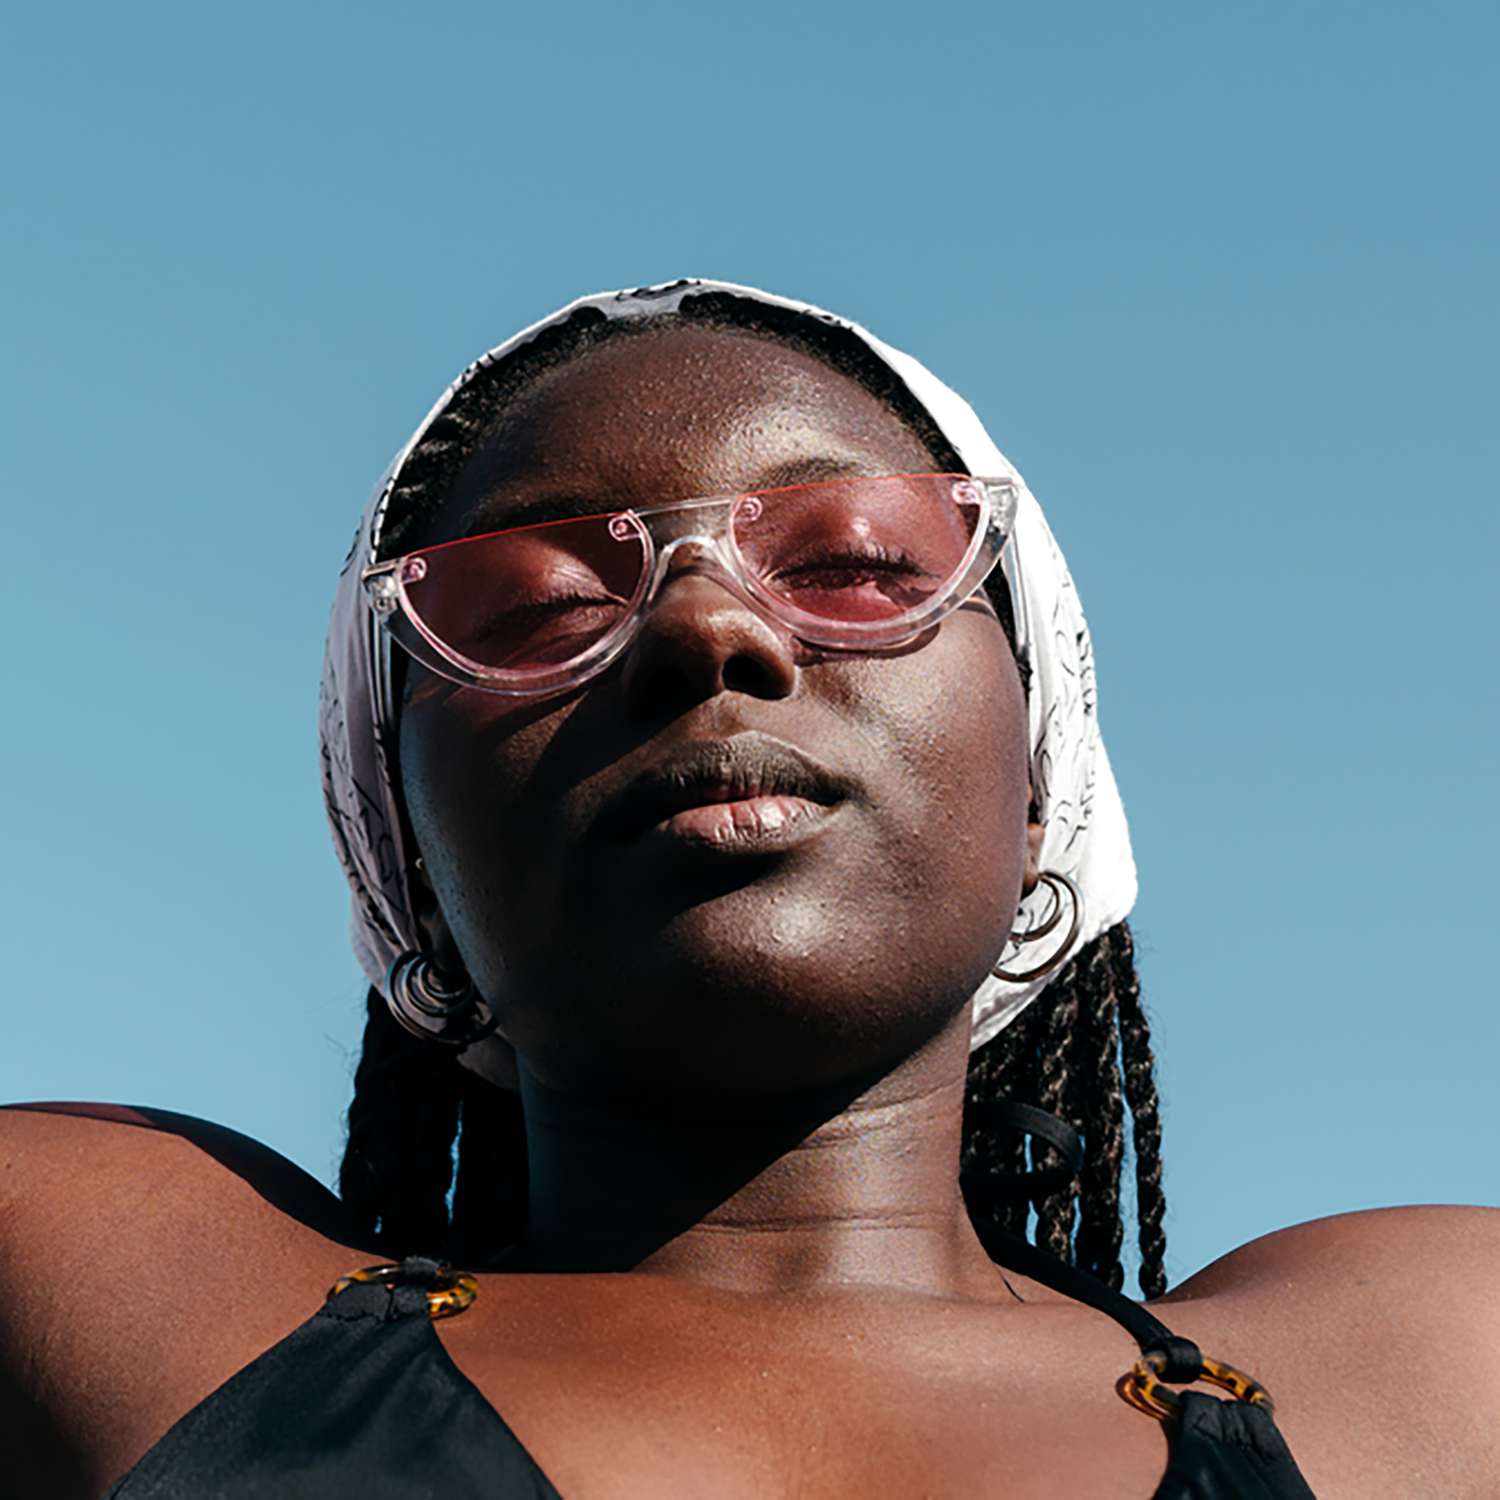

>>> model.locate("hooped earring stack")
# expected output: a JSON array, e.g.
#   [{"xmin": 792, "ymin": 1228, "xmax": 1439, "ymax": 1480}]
[
  {"xmin": 990, "ymin": 870, "xmax": 1082, "ymax": 984},
  {"xmin": 385, "ymin": 951, "xmax": 502, "ymax": 1049},
  {"xmin": 384, "ymin": 873, "xmax": 1080, "ymax": 1042},
  {"xmin": 962, "ymin": 871, "xmax": 1087, "ymax": 1209}
]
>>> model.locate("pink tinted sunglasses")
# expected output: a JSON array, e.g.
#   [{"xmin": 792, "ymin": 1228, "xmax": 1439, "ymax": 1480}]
[{"xmin": 362, "ymin": 472, "xmax": 1019, "ymax": 697}]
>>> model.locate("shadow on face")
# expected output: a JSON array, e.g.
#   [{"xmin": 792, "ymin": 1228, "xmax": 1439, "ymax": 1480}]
[{"xmin": 397, "ymin": 325, "xmax": 1032, "ymax": 1107}]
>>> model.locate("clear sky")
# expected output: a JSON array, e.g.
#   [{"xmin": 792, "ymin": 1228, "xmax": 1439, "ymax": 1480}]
[{"xmin": 4, "ymin": 0, "xmax": 1495, "ymax": 1290}]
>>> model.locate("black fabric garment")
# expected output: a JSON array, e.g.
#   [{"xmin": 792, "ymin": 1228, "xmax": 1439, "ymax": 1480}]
[
  {"xmin": 986, "ymin": 1232, "xmax": 1317, "ymax": 1499},
  {"xmin": 106, "ymin": 1254, "xmax": 1317, "ymax": 1498},
  {"xmin": 105, "ymin": 1271, "xmax": 561, "ymax": 1500}
]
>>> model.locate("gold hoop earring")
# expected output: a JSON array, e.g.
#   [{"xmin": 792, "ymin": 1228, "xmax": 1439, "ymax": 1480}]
[{"xmin": 991, "ymin": 871, "xmax": 1083, "ymax": 984}]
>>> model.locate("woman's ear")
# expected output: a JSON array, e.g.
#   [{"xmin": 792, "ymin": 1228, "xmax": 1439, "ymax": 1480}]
[
  {"xmin": 1020, "ymin": 791, "xmax": 1044, "ymax": 896},
  {"xmin": 411, "ymin": 855, "xmax": 466, "ymax": 978},
  {"xmin": 412, "ymin": 853, "xmax": 520, "ymax": 1089}
]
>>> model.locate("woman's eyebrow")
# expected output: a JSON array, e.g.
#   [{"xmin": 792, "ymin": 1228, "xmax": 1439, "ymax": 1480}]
[
  {"xmin": 456, "ymin": 492, "xmax": 602, "ymax": 536},
  {"xmin": 456, "ymin": 457, "xmax": 874, "ymax": 536},
  {"xmin": 747, "ymin": 455, "xmax": 872, "ymax": 490}
]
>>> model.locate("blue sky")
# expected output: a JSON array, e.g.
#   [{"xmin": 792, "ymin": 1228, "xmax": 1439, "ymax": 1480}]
[{"xmin": 4, "ymin": 0, "xmax": 1495, "ymax": 1289}]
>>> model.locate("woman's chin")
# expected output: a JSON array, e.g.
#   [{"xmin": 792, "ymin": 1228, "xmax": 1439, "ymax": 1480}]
[{"xmin": 502, "ymin": 965, "xmax": 975, "ymax": 1109}]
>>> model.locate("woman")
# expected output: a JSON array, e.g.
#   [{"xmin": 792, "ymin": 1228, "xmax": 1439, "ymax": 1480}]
[{"xmin": 4, "ymin": 280, "xmax": 1494, "ymax": 1498}]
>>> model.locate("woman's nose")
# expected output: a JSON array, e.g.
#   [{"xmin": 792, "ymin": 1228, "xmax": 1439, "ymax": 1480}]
[{"xmin": 618, "ymin": 560, "xmax": 798, "ymax": 717}]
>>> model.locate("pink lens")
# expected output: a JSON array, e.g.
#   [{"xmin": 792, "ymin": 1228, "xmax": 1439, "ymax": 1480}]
[
  {"xmin": 733, "ymin": 474, "xmax": 982, "ymax": 623},
  {"xmin": 396, "ymin": 475, "xmax": 987, "ymax": 677},
  {"xmin": 399, "ymin": 513, "xmax": 648, "ymax": 670}
]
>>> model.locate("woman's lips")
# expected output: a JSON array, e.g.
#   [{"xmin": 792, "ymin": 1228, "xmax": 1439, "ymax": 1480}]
[
  {"xmin": 602, "ymin": 735, "xmax": 857, "ymax": 852},
  {"xmin": 652, "ymin": 793, "xmax": 832, "ymax": 849}
]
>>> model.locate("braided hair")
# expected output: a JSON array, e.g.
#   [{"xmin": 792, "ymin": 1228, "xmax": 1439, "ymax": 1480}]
[{"xmin": 337, "ymin": 294, "xmax": 1171, "ymax": 1298}]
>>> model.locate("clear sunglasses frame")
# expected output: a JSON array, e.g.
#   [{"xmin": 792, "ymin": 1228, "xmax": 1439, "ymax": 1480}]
[{"xmin": 361, "ymin": 473, "xmax": 1021, "ymax": 697}]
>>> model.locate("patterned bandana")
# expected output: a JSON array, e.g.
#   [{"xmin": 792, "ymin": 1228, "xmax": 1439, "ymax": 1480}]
[{"xmin": 319, "ymin": 279, "xmax": 1137, "ymax": 1073}]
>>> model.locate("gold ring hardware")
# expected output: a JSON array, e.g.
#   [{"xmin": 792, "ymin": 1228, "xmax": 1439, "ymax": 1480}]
[
  {"xmin": 327, "ymin": 1263, "xmax": 480, "ymax": 1320},
  {"xmin": 1117, "ymin": 1349, "xmax": 1275, "ymax": 1425}
]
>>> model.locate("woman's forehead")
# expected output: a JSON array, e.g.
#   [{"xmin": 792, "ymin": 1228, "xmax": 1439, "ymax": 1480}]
[{"xmin": 438, "ymin": 324, "xmax": 941, "ymax": 536}]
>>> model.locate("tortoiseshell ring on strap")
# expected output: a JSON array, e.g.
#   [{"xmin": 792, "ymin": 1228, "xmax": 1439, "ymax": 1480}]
[
  {"xmin": 1118, "ymin": 1349, "xmax": 1275, "ymax": 1423},
  {"xmin": 326, "ymin": 1263, "xmax": 480, "ymax": 1320}
]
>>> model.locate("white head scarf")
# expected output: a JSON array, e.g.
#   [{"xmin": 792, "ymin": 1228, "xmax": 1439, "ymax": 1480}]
[{"xmin": 319, "ymin": 279, "xmax": 1137, "ymax": 1071}]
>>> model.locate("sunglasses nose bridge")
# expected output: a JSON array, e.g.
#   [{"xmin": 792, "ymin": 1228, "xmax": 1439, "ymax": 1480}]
[
  {"xmin": 635, "ymin": 494, "xmax": 734, "ymax": 541},
  {"xmin": 631, "ymin": 493, "xmax": 731, "ymax": 568},
  {"xmin": 642, "ymin": 529, "xmax": 744, "ymax": 602}
]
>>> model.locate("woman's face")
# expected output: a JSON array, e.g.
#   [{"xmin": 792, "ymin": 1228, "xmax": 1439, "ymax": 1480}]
[{"xmin": 398, "ymin": 326, "xmax": 1031, "ymax": 1100}]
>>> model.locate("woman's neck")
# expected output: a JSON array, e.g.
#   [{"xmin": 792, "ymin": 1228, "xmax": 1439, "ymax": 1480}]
[{"xmin": 510, "ymin": 1014, "xmax": 1006, "ymax": 1302}]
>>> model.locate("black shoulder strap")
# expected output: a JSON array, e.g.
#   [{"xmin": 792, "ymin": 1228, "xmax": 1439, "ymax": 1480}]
[
  {"xmin": 960, "ymin": 1100, "xmax": 1087, "ymax": 1200},
  {"xmin": 988, "ymin": 1229, "xmax": 1202, "ymax": 1381},
  {"xmin": 965, "ymin": 1102, "xmax": 1203, "ymax": 1383}
]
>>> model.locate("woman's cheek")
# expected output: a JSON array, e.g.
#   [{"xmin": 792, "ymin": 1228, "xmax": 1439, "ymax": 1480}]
[{"xmin": 834, "ymin": 619, "xmax": 1029, "ymax": 953}]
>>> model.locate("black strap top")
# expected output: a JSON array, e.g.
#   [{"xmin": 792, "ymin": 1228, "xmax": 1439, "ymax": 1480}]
[{"xmin": 105, "ymin": 1247, "xmax": 1317, "ymax": 1499}]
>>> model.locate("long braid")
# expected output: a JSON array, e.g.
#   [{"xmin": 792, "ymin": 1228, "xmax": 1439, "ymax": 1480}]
[
  {"xmin": 339, "ymin": 988, "xmax": 463, "ymax": 1254},
  {"xmin": 1111, "ymin": 924, "xmax": 1169, "ymax": 1298},
  {"xmin": 1073, "ymin": 937, "xmax": 1127, "ymax": 1290},
  {"xmin": 959, "ymin": 1017, "xmax": 1030, "ymax": 1245},
  {"xmin": 449, "ymin": 1073, "xmax": 528, "ymax": 1263},
  {"xmin": 1030, "ymin": 971, "xmax": 1083, "ymax": 1261},
  {"xmin": 961, "ymin": 922, "xmax": 1168, "ymax": 1298},
  {"xmin": 984, "ymin": 1011, "xmax": 1032, "ymax": 1239}
]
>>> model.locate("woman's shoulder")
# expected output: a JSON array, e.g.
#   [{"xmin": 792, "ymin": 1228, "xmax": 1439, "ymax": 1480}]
[
  {"xmin": 1, "ymin": 1100, "xmax": 368, "ymax": 1248},
  {"xmin": 1, "ymin": 1102, "xmax": 374, "ymax": 1497},
  {"xmin": 1157, "ymin": 1205, "xmax": 1500, "ymax": 1497},
  {"xmin": 1162, "ymin": 1203, "xmax": 1500, "ymax": 1378},
  {"xmin": 0, "ymin": 1097, "xmax": 375, "ymax": 1331},
  {"xmin": 1165, "ymin": 1202, "xmax": 1499, "ymax": 1304}
]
